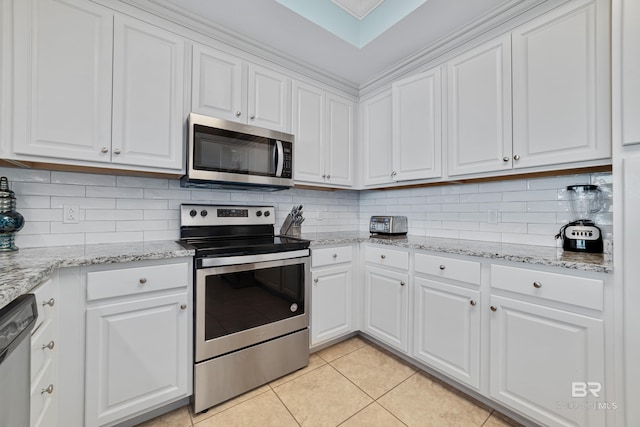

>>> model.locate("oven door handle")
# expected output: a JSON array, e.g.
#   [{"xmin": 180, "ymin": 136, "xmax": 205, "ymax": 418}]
[
  {"xmin": 198, "ymin": 249, "xmax": 309, "ymax": 268},
  {"xmin": 274, "ymin": 140, "xmax": 284, "ymax": 177}
]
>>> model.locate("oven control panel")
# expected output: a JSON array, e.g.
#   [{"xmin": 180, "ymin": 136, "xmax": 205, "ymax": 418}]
[{"xmin": 181, "ymin": 204, "xmax": 275, "ymax": 226}]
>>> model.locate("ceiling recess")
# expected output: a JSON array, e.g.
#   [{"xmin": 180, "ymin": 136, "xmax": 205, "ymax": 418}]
[{"xmin": 330, "ymin": 0, "xmax": 384, "ymax": 20}]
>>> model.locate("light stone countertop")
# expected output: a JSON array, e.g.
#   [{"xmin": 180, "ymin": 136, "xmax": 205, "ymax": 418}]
[
  {"xmin": 303, "ymin": 231, "xmax": 612, "ymax": 274},
  {"xmin": 0, "ymin": 233, "xmax": 612, "ymax": 311},
  {"xmin": 0, "ymin": 241, "xmax": 194, "ymax": 310}
]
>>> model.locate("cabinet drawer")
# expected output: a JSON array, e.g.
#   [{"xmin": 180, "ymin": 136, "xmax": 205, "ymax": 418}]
[
  {"xmin": 415, "ymin": 253, "xmax": 481, "ymax": 284},
  {"xmin": 365, "ymin": 246, "xmax": 409, "ymax": 270},
  {"xmin": 491, "ymin": 264, "xmax": 604, "ymax": 311},
  {"xmin": 87, "ymin": 262, "xmax": 189, "ymax": 301},
  {"xmin": 31, "ymin": 319, "xmax": 56, "ymax": 383},
  {"xmin": 31, "ymin": 279, "xmax": 56, "ymax": 332},
  {"xmin": 312, "ymin": 246, "xmax": 353, "ymax": 268}
]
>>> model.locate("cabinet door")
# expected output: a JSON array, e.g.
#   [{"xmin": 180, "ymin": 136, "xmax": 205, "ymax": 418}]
[
  {"xmin": 325, "ymin": 92, "xmax": 354, "ymax": 187},
  {"xmin": 363, "ymin": 266, "xmax": 409, "ymax": 352},
  {"xmin": 12, "ymin": 0, "xmax": 113, "ymax": 162},
  {"xmin": 621, "ymin": 0, "xmax": 640, "ymax": 145},
  {"xmin": 447, "ymin": 35, "xmax": 512, "ymax": 176},
  {"xmin": 247, "ymin": 64, "xmax": 290, "ymax": 132},
  {"xmin": 292, "ymin": 81, "xmax": 325, "ymax": 184},
  {"xmin": 112, "ymin": 16, "xmax": 185, "ymax": 170},
  {"xmin": 85, "ymin": 293, "xmax": 189, "ymax": 427},
  {"xmin": 362, "ymin": 90, "xmax": 393, "ymax": 186},
  {"xmin": 489, "ymin": 295, "xmax": 605, "ymax": 427},
  {"xmin": 311, "ymin": 265, "xmax": 352, "ymax": 346},
  {"xmin": 512, "ymin": 0, "xmax": 610, "ymax": 168},
  {"xmin": 191, "ymin": 44, "xmax": 244, "ymax": 122},
  {"xmin": 413, "ymin": 278, "xmax": 480, "ymax": 389},
  {"xmin": 392, "ymin": 67, "xmax": 442, "ymax": 181}
]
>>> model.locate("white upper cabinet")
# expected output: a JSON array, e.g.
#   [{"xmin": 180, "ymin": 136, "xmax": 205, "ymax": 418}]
[
  {"xmin": 392, "ymin": 67, "xmax": 442, "ymax": 181},
  {"xmin": 292, "ymin": 81, "xmax": 354, "ymax": 187},
  {"xmin": 325, "ymin": 92, "xmax": 354, "ymax": 187},
  {"xmin": 11, "ymin": 0, "xmax": 185, "ymax": 172},
  {"xmin": 191, "ymin": 45, "xmax": 244, "ymax": 122},
  {"xmin": 12, "ymin": 0, "xmax": 113, "ymax": 162},
  {"xmin": 511, "ymin": 0, "xmax": 610, "ymax": 168},
  {"xmin": 248, "ymin": 64, "xmax": 291, "ymax": 132},
  {"xmin": 192, "ymin": 46, "xmax": 291, "ymax": 132},
  {"xmin": 362, "ymin": 89, "xmax": 393, "ymax": 186},
  {"xmin": 621, "ymin": 0, "xmax": 640, "ymax": 145},
  {"xmin": 292, "ymin": 81, "xmax": 325, "ymax": 183},
  {"xmin": 112, "ymin": 16, "xmax": 185, "ymax": 170},
  {"xmin": 447, "ymin": 35, "xmax": 512, "ymax": 176}
]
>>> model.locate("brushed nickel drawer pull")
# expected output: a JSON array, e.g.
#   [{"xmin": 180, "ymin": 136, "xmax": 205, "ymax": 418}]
[
  {"xmin": 439, "ymin": 265, "xmax": 446, "ymax": 270},
  {"xmin": 139, "ymin": 278, "xmax": 147, "ymax": 284},
  {"xmin": 41, "ymin": 385, "xmax": 54, "ymax": 395},
  {"xmin": 180, "ymin": 304, "xmax": 187, "ymax": 310},
  {"xmin": 470, "ymin": 300, "xmax": 477, "ymax": 306},
  {"xmin": 332, "ymin": 254, "xmax": 337, "ymax": 259},
  {"xmin": 490, "ymin": 306, "xmax": 497, "ymax": 312},
  {"xmin": 533, "ymin": 281, "xmax": 542, "ymax": 289},
  {"xmin": 380, "ymin": 254, "xmax": 386, "ymax": 259},
  {"xmin": 400, "ymin": 281, "xmax": 406, "ymax": 286},
  {"xmin": 42, "ymin": 298, "xmax": 55, "ymax": 307},
  {"xmin": 42, "ymin": 341, "xmax": 55, "ymax": 350}
]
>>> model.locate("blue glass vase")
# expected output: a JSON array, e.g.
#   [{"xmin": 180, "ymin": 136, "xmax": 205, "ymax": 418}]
[{"xmin": 0, "ymin": 176, "xmax": 24, "ymax": 251}]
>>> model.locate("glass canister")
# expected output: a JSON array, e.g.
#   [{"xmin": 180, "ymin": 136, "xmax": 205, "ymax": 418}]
[{"xmin": 0, "ymin": 176, "xmax": 25, "ymax": 251}]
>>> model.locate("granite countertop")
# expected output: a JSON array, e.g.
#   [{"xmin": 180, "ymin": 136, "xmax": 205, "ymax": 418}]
[
  {"xmin": 0, "ymin": 241, "xmax": 194, "ymax": 310},
  {"xmin": 303, "ymin": 231, "xmax": 612, "ymax": 274}
]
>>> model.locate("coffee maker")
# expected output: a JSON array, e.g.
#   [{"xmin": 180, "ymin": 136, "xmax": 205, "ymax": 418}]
[{"xmin": 555, "ymin": 184, "xmax": 604, "ymax": 253}]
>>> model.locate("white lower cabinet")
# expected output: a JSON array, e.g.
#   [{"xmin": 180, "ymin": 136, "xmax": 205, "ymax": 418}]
[
  {"xmin": 363, "ymin": 265, "xmax": 409, "ymax": 353},
  {"xmin": 83, "ymin": 261, "xmax": 191, "ymax": 427},
  {"xmin": 489, "ymin": 295, "xmax": 605, "ymax": 427},
  {"xmin": 310, "ymin": 246, "xmax": 354, "ymax": 346},
  {"xmin": 30, "ymin": 278, "xmax": 58, "ymax": 427},
  {"xmin": 413, "ymin": 278, "xmax": 480, "ymax": 389}
]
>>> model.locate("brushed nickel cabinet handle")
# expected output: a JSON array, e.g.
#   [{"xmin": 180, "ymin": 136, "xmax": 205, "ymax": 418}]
[
  {"xmin": 250, "ymin": 114, "xmax": 255, "ymax": 120},
  {"xmin": 42, "ymin": 298, "xmax": 55, "ymax": 307},
  {"xmin": 533, "ymin": 281, "xmax": 542, "ymax": 289},
  {"xmin": 439, "ymin": 265, "xmax": 446, "ymax": 270},
  {"xmin": 41, "ymin": 385, "xmax": 54, "ymax": 395},
  {"xmin": 332, "ymin": 254, "xmax": 337, "ymax": 259},
  {"xmin": 101, "ymin": 147, "xmax": 109, "ymax": 154},
  {"xmin": 180, "ymin": 304, "xmax": 187, "ymax": 310},
  {"xmin": 470, "ymin": 300, "xmax": 477, "ymax": 306},
  {"xmin": 113, "ymin": 148, "xmax": 121, "ymax": 155},
  {"xmin": 490, "ymin": 306, "xmax": 497, "ymax": 312},
  {"xmin": 139, "ymin": 278, "xmax": 147, "ymax": 284},
  {"xmin": 42, "ymin": 341, "xmax": 55, "ymax": 350},
  {"xmin": 400, "ymin": 281, "xmax": 406, "ymax": 286},
  {"xmin": 314, "ymin": 278, "xmax": 319, "ymax": 283},
  {"xmin": 380, "ymin": 254, "xmax": 386, "ymax": 259},
  {"xmin": 513, "ymin": 154, "xmax": 521, "ymax": 161},
  {"xmin": 235, "ymin": 111, "xmax": 241, "ymax": 117},
  {"xmin": 503, "ymin": 156, "xmax": 509, "ymax": 162}
]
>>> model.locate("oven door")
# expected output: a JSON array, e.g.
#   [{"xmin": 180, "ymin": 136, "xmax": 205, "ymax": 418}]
[{"xmin": 195, "ymin": 252, "xmax": 310, "ymax": 363}]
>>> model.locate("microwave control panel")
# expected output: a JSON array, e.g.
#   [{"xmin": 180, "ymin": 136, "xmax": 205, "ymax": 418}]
[{"xmin": 282, "ymin": 145, "xmax": 292, "ymax": 178}]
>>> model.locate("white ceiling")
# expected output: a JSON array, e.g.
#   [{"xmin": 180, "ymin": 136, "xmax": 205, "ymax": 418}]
[{"xmin": 154, "ymin": 0, "xmax": 530, "ymax": 86}]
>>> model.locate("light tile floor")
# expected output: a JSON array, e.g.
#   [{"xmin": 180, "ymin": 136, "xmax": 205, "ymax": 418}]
[{"xmin": 137, "ymin": 337, "xmax": 524, "ymax": 427}]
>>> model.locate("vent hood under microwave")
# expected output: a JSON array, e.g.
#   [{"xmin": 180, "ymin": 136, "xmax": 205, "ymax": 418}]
[{"xmin": 182, "ymin": 113, "xmax": 295, "ymax": 191}]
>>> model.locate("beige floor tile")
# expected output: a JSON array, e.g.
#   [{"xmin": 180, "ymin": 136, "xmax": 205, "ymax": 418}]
[
  {"xmin": 273, "ymin": 364, "xmax": 373, "ymax": 427},
  {"xmin": 331, "ymin": 345, "xmax": 416, "ymax": 399},
  {"xmin": 269, "ymin": 352, "xmax": 327, "ymax": 387},
  {"xmin": 136, "ymin": 406, "xmax": 192, "ymax": 427},
  {"xmin": 340, "ymin": 402, "xmax": 406, "ymax": 427},
  {"xmin": 193, "ymin": 389, "xmax": 298, "ymax": 427},
  {"xmin": 483, "ymin": 412, "xmax": 524, "ymax": 427},
  {"xmin": 315, "ymin": 336, "xmax": 368, "ymax": 362},
  {"xmin": 190, "ymin": 385, "xmax": 271, "ymax": 424},
  {"xmin": 378, "ymin": 373, "xmax": 490, "ymax": 427}
]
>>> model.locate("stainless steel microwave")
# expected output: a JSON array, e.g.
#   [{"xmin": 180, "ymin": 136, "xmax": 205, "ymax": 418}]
[{"xmin": 184, "ymin": 113, "xmax": 294, "ymax": 190}]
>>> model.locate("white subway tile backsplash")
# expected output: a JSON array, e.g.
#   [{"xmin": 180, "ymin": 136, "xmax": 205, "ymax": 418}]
[
  {"xmin": 51, "ymin": 171, "xmax": 116, "ymax": 186},
  {"xmin": 3, "ymin": 168, "xmax": 611, "ymax": 248}
]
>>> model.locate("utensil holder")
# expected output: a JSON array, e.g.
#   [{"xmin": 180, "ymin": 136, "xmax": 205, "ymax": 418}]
[{"xmin": 288, "ymin": 225, "xmax": 301, "ymax": 238}]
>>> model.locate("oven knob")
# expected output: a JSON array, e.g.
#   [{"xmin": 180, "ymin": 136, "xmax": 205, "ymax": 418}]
[
  {"xmin": 256, "ymin": 210, "xmax": 262, "ymax": 217},
  {"xmin": 264, "ymin": 211, "xmax": 271, "ymax": 217},
  {"xmin": 290, "ymin": 303, "xmax": 298, "ymax": 312},
  {"xmin": 189, "ymin": 209, "xmax": 197, "ymax": 217},
  {"xmin": 201, "ymin": 210, "xmax": 208, "ymax": 217}
]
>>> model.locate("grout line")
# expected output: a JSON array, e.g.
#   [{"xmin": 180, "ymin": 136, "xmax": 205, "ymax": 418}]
[
  {"xmin": 480, "ymin": 409, "xmax": 495, "ymax": 426},
  {"xmin": 270, "ymin": 386, "xmax": 302, "ymax": 427}
]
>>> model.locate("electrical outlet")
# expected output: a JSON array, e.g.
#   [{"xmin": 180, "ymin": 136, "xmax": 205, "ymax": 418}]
[
  {"xmin": 64, "ymin": 205, "xmax": 79, "ymax": 224},
  {"xmin": 487, "ymin": 209, "xmax": 498, "ymax": 224}
]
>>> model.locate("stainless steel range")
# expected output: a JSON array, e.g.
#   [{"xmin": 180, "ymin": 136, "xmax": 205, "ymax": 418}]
[{"xmin": 178, "ymin": 204, "xmax": 310, "ymax": 413}]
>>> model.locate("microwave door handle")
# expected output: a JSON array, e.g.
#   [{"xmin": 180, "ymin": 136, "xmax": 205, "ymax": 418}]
[{"xmin": 275, "ymin": 140, "xmax": 284, "ymax": 177}]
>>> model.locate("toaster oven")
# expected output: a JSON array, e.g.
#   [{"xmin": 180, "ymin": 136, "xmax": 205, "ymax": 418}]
[{"xmin": 369, "ymin": 216, "xmax": 408, "ymax": 235}]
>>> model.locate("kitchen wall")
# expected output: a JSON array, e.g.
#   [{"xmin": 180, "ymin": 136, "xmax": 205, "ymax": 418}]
[
  {"xmin": 0, "ymin": 167, "xmax": 612, "ymax": 248},
  {"xmin": 360, "ymin": 172, "xmax": 613, "ymax": 247},
  {"xmin": 0, "ymin": 167, "xmax": 359, "ymax": 248}
]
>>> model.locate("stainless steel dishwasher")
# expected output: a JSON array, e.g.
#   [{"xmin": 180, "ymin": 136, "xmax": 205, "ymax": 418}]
[{"xmin": 0, "ymin": 294, "xmax": 38, "ymax": 427}]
